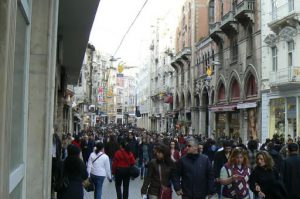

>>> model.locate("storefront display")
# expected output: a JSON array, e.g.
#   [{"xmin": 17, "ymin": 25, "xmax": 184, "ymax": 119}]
[
  {"xmin": 248, "ymin": 108, "xmax": 258, "ymax": 140},
  {"xmin": 216, "ymin": 113, "xmax": 226, "ymax": 137},
  {"xmin": 287, "ymin": 97, "xmax": 296, "ymax": 138},
  {"xmin": 269, "ymin": 98, "xmax": 285, "ymax": 138},
  {"xmin": 229, "ymin": 112, "xmax": 240, "ymax": 138}
]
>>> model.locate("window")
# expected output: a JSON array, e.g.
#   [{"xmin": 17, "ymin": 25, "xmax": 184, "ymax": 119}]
[
  {"xmin": 289, "ymin": 0, "xmax": 294, "ymax": 12},
  {"xmin": 288, "ymin": 41, "xmax": 294, "ymax": 67},
  {"xmin": 247, "ymin": 26, "xmax": 253, "ymax": 56},
  {"xmin": 209, "ymin": 0, "xmax": 215, "ymax": 24},
  {"xmin": 231, "ymin": 37, "xmax": 238, "ymax": 62},
  {"xmin": 221, "ymin": 0, "xmax": 224, "ymax": 17},
  {"xmin": 272, "ymin": 0, "xmax": 277, "ymax": 20},
  {"xmin": 246, "ymin": 74, "xmax": 257, "ymax": 97},
  {"xmin": 218, "ymin": 83, "xmax": 225, "ymax": 101},
  {"xmin": 272, "ymin": 47, "xmax": 278, "ymax": 71}
]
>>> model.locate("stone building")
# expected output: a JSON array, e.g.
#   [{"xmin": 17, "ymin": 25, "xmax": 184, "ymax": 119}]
[
  {"xmin": 208, "ymin": 0, "xmax": 261, "ymax": 141},
  {"xmin": 261, "ymin": 0, "xmax": 300, "ymax": 141},
  {"xmin": 0, "ymin": 0, "xmax": 99, "ymax": 198}
]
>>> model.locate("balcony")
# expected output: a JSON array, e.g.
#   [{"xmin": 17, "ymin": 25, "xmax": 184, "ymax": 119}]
[
  {"xmin": 220, "ymin": 11, "xmax": 238, "ymax": 35},
  {"xmin": 235, "ymin": 0, "xmax": 255, "ymax": 25},
  {"xmin": 209, "ymin": 22, "xmax": 224, "ymax": 43},
  {"xmin": 268, "ymin": 2, "xmax": 300, "ymax": 33},
  {"xmin": 269, "ymin": 66, "xmax": 300, "ymax": 88}
]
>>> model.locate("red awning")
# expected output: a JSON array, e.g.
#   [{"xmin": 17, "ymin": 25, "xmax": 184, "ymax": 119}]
[
  {"xmin": 164, "ymin": 95, "xmax": 173, "ymax": 103},
  {"xmin": 209, "ymin": 104, "xmax": 237, "ymax": 112}
]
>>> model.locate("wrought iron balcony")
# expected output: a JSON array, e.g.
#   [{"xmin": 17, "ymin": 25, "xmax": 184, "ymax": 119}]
[{"xmin": 269, "ymin": 66, "xmax": 300, "ymax": 88}]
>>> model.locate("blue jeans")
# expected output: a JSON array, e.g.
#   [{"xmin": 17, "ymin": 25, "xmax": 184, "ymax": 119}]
[{"xmin": 90, "ymin": 174, "xmax": 105, "ymax": 199}]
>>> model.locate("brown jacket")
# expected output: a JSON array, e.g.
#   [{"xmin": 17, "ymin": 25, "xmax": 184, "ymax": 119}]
[{"xmin": 141, "ymin": 159, "xmax": 176, "ymax": 196}]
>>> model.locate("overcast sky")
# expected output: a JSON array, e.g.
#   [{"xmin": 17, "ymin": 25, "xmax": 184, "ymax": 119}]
[{"xmin": 89, "ymin": 0, "xmax": 180, "ymax": 66}]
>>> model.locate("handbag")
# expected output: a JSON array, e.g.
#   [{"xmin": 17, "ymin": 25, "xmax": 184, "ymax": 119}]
[
  {"xmin": 158, "ymin": 165, "xmax": 172, "ymax": 199},
  {"xmin": 121, "ymin": 151, "xmax": 140, "ymax": 179},
  {"xmin": 83, "ymin": 178, "xmax": 94, "ymax": 192}
]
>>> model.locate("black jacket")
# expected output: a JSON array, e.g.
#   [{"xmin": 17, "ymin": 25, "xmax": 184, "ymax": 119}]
[
  {"xmin": 281, "ymin": 154, "xmax": 300, "ymax": 199},
  {"xmin": 174, "ymin": 154, "xmax": 215, "ymax": 199},
  {"xmin": 249, "ymin": 166, "xmax": 286, "ymax": 199},
  {"xmin": 213, "ymin": 150, "xmax": 229, "ymax": 178}
]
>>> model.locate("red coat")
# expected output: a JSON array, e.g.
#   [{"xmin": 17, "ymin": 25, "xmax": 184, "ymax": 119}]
[
  {"xmin": 112, "ymin": 149, "xmax": 135, "ymax": 174},
  {"xmin": 171, "ymin": 149, "xmax": 181, "ymax": 161}
]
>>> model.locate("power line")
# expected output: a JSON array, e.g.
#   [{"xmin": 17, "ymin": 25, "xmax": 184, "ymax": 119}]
[{"xmin": 113, "ymin": 0, "xmax": 149, "ymax": 57}]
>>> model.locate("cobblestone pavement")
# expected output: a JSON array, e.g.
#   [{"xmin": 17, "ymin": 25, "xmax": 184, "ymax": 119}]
[{"xmin": 84, "ymin": 177, "xmax": 181, "ymax": 199}]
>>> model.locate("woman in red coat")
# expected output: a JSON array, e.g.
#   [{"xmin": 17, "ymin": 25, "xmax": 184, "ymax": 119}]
[
  {"xmin": 170, "ymin": 141, "xmax": 180, "ymax": 162},
  {"xmin": 112, "ymin": 141, "xmax": 136, "ymax": 199}
]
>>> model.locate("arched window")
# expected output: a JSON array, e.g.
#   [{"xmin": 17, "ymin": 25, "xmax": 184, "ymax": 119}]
[
  {"xmin": 209, "ymin": 0, "xmax": 215, "ymax": 24},
  {"xmin": 218, "ymin": 83, "xmax": 225, "ymax": 101},
  {"xmin": 247, "ymin": 25, "xmax": 253, "ymax": 56},
  {"xmin": 246, "ymin": 74, "xmax": 257, "ymax": 98},
  {"xmin": 231, "ymin": 79, "xmax": 240, "ymax": 100}
]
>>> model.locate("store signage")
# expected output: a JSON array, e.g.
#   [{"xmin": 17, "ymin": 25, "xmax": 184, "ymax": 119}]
[
  {"xmin": 237, "ymin": 102, "xmax": 257, "ymax": 109},
  {"xmin": 117, "ymin": 73, "xmax": 124, "ymax": 77},
  {"xmin": 210, "ymin": 105, "xmax": 237, "ymax": 112}
]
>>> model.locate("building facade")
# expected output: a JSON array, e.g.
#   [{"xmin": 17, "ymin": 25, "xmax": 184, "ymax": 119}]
[
  {"xmin": 0, "ymin": 0, "xmax": 99, "ymax": 198},
  {"xmin": 261, "ymin": 0, "xmax": 300, "ymax": 141},
  {"xmin": 208, "ymin": 0, "xmax": 261, "ymax": 142}
]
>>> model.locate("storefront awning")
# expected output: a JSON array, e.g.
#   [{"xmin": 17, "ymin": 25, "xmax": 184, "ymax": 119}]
[
  {"xmin": 237, "ymin": 102, "xmax": 257, "ymax": 109},
  {"xmin": 209, "ymin": 104, "xmax": 237, "ymax": 112}
]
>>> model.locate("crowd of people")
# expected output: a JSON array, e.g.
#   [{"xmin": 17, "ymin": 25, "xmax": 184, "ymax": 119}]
[{"xmin": 51, "ymin": 123, "xmax": 300, "ymax": 199}]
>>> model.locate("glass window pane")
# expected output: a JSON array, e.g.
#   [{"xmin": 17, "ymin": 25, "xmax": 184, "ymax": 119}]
[
  {"xmin": 287, "ymin": 97, "xmax": 296, "ymax": 138},
  {"xmin": 269, "ymin": 98, "xmax": 285, "ymax": 138},
  {"xmin": 9, "ymin": 180, "xmax": 22, "ymax": 199},
  {"xmin": 10, "ymin": 7, "xmax": 27, "ymax": 172}
]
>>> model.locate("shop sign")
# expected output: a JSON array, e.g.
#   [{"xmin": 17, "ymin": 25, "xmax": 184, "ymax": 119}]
[
  {"xmin": 237, "ymin": 102, "xmax": 257, "ymax": 109},
  {"xmin": 210, "ymin": 104, "xmax": 237, "ymax": 112}
]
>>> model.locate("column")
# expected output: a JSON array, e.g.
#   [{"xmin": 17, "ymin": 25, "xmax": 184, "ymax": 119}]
[{"xmin": 26, "ymin": 0, "xmax": 58, "ymax": 198}]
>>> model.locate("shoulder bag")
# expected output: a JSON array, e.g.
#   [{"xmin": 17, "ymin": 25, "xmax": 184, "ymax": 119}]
[
  {"xmin": 84, "ymin": 153, "xmax": 104, "ymax": 192},
  {"xmin": 158, "ymin": 164, "xmax": 172, "ymax": 199},
  {"xmin": 121, "ymin": 151, "xmax": 139, "ymax": 179}
]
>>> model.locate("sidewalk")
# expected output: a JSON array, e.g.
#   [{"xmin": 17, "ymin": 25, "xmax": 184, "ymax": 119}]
[{"xmin": 84, "ymin": 178, "xmax": 181, "ymax": 199}]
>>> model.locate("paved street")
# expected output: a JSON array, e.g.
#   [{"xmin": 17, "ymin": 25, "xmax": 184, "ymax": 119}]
[{"xmin": 84, "ymin": 178, "xmax": 181, "ymax": 199}]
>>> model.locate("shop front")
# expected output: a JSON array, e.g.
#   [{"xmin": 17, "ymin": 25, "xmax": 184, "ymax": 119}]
[{"xmin": 269, "ymin": 97, "xmax": 298, "ymax": 139}]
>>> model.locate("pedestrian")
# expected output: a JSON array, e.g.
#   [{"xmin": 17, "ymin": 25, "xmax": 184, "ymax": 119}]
[
  {"xmin": 219, "ymin": 147, "xmax": 250, "ymax": 199},
  {"xmin": 57, "ymin": 144, "xmax": 88, "ymax": 199},
  {"xmin": 213, "ymin": 140, "xmax": 232, "ymax": 198},
  {"xmin": 170, "ymin": 140, "xmax": 180, "ymax": 162},
  {"xmin": 104, "ymin": 134, "xmax": 119, "ymax": 177},
  {"xmin": 173, "ymin": 138, "xmax": 215, "ymax": 199},
  {"xmin": 112, "ymin": 141, "xmax": 136, "ymax": 199},
  {"xmin": 81, "ymin": 135, "xmax": 91, "ymax": 164},
  {"xmin": 249, "ymin": 150, "xmax": 287, "ymax": 199},
  {"xmin": 281, "ymin": 143, "xmax": 300, "ymax": 199},
  {"xmin": 141, "ymin": 144, "xmax": 176, "ymax": 199},
  {"xmin": 247, "ymin": 139, "xmax": 259, "ymax": 171},
  {"xmin": 87, "ymin": 142, "xmax": 112, "ymax": 199},
  {"xmin": 138, "ymin": 136, "xmax": 151, "ymax": 179}
]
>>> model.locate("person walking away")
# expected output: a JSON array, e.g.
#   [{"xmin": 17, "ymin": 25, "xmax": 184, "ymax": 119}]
[
  {"xmin": 219, "ymin": 147, "xmax": 250, "ymax": 199},
  {"xmin": 173, "ymin": 138, "xmax": 215, "ymax": 199},
  {"xmin": 141, "ymin": 144, "xmax": 176, "ymax": 199},
  {"xmin": 112, "ymin": 141, "xmax": 136, "ymax": 199},
  {"xmin": 281, "ymin": 143, "xmax": 300, "ymax": 199},
  {"xmin": 51, "ymin": 125, "xmax": 62, "ymax": 199},
  {"xmin": 105, "ymin": 134, "xmax": 119, "ymax": 178},
  {"xmin": 87, "ymin": 142, "xmax": 112, "ymax": 199},
  {"xmin": 81, "ymin": 135, "xmax": 91, "ymax": 164},
  {"xmin": 249, "ymin": 151, "xmax": 287, "ymax": 199},
  {"xmin": 138, "ymin": 136, "xmax": 151, "ymax": 179},
  {"xmin": 127, "ymin": 132, "xmax": 139, "ymax": 158},
  {"xmin": 57, "ymin": 144, "xmax": 88, "ymax": 199}
]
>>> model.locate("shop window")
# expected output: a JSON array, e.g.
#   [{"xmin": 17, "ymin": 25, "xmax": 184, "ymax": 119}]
[
  {"xmin": 289, "ymin": 0, "xmax": 294, "ymax": 12},
  {"xmin": 216, "ymin": 113, "xmax": 226, "ymax": 136},
  {"xmin": 218, "ymin": 83, "xmax": 225, "ymax": 101},
  {"xmin": 269, "ymin": 98, "xmax": 285, "ymax": 138},
  {"xmin": 287, "ymin": 97, "xmax": 297, "ymax": 138},
  {"xmin": 246, "ymin": 74, "xmax": 257, "ymax": 98},
  {"xmin": 229, "ymin": 112, "xmax": 240, "ymax": 138}
]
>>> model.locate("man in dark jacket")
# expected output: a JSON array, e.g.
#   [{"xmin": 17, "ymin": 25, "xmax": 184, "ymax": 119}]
[
  {"xmin": 281, "ymin": 143, "xmax": 300, "ymax": 199},
  {"xmin": 127, "ymin": 132, "xmax": 138, "ymax": 158},
  {"xmin": 174, "ymin": 138, "xmax": 215, "ymax": 199}
]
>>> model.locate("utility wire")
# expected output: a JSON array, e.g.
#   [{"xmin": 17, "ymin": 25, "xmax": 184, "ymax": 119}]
[{"xmin": 113, "ymin": 0, "xmax": 149, "ymax": 57}]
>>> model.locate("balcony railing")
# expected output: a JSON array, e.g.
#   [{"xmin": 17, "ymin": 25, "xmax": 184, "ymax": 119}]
[
  {"xmin": 209, "ymin": 22, "xmax": 221, "ymax": 34},
  {"xmin": 270, "ymin": 2, "xmax": 298, "ymax": 22},
  {"xmin": 236, "ymin": 0, "xmax": 255, "ymax": 14},
  {"xmin": 269, "ymin": 66, "xmax": 300, "ymax": 86},
  {"xmin": 221, "ymin": 11, "xmax": 235, "ymax": 27}
]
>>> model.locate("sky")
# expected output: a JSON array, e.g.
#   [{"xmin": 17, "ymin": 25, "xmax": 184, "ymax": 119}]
[{"xmin": 89, "ymin": 0, "xmax": 180, "ymax": 67}]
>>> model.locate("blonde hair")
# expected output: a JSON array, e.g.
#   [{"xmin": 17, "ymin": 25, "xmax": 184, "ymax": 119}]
[{"xmin": 228, "ymin": 147, "xmax": 249, "ymax": 167}]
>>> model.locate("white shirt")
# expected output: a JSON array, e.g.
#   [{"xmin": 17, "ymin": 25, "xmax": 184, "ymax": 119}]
[{"xmin": 87, "ymin": 151, "xmax": 111, "ymax": 179}]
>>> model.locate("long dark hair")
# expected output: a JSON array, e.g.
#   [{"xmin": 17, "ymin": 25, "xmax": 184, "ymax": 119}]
[
  {"xmin": 156, "ymin": 144, "xmax": 172, "ymax": 165},
  {"xmin": 95, "ymin": 142, "xmax": 104, "ymax": 154},
  {"xmin": 120, "ymin": 141, "xmax": 130, "ymax": 152}
]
